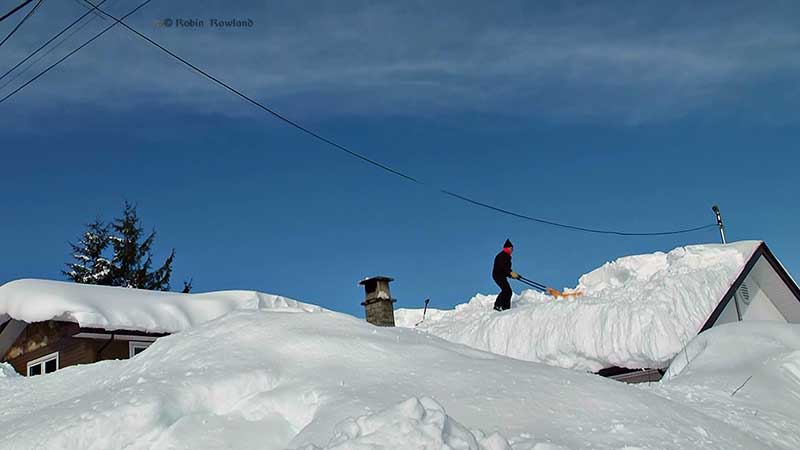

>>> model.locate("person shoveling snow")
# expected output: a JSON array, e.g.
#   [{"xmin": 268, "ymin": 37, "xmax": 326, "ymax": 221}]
[
  {"xmin": 492, "ymin": 239, "xmax": 581, "ymax": 311},
  {"xmin": 400, "ymin": 241, "xmax": 764, "ymax": 372},
  {"xmin": 492, "ymin": 239, "xmax": 520, "ymax": 311}
]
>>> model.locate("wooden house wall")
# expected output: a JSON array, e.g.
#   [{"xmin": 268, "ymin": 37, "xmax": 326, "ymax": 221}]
[
  {"xmin": 3, "ymin": 321, "xmax": 163, "ymax": 376},
  {"xmin": 99, "ymin": 340, "xmax": 135, "ymax": 360},
  {"xmin": 4, "ymin": 321, "xmax": 96, "ymax": 375}
]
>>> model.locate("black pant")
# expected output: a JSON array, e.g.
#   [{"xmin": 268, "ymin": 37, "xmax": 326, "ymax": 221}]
[{"xmin": 493, "ymin": 276, "xmax": 512, "ymax": 310}]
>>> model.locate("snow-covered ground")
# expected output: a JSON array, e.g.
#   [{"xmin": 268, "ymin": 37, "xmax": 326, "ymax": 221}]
[
  {"xmin": 396, "ymin": 241, "xmax": 760, "ymax": 371},
  {"xmin": 1, "ymin": 301, "xmax": 799, "ymax": 449},
  {"xmin": 655, "ymin": 322, "xmax": 800, "ymax": 450}
]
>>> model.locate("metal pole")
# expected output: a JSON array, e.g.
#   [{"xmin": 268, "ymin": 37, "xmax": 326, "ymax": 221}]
[
  {"xmin": 713, "ymin": 205, "xmax": 742, "ymax": 320},
  {"xmin": 712, "ymin": 205, "xmax": 727, "ymax": 244},
  {"xmin": 415, "ymin": 298, "xmax": 430, "ymax": 326}
]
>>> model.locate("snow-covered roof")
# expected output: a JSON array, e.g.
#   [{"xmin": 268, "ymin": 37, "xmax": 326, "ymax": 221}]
[
  {"xmin": 1, "ymin": 297, "xmax": 798, "ymax": 449},
  {"xmin": 0, "ymin": 279, "xmax": 319, "ymax": 334},
  {"xmin": 396, "ymin": 240, "xmax": 765, "ymax": 372}
]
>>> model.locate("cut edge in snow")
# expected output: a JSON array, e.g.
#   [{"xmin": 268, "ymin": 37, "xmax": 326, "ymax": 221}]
[{"xmin": 395, "ymin": 241, "xmax": 795, "ymax": 373}]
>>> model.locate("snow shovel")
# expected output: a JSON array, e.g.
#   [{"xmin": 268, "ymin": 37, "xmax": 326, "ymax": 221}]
[{"xmin": 517, "ymin": 276, "xmax": 583, "ymax": 299}]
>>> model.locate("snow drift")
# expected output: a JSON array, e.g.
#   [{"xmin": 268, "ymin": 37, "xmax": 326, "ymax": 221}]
[
  {"xmin": 0, "ymin": 362, "xmax": 18, "ymax": 379},
  {"xmin": 0, "ymin": 278, "xmax": 318, "ymax": 333},
  {"xmin": 654, "ymin": 322, "xmax": 800, "ymax": 450},
  {"xmin": 296, "ymin": 397, "xmax": 512, "ymax": 450},
  {"xmin": 396, "ymin": 241, "xmax": 760, "ymax": 371},
  {"xmin": 2, "ymin": 301, "xmax": 798, "ymax": 450}
]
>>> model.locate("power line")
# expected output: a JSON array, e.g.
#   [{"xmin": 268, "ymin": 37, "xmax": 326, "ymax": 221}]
[
  {"xmin": 71, "ymin": 0, "xmax": 104, "ymax": 18},
  {"xmin": 3, "ymin": 1, "xmax": 719, "ymax": 237},
  {"xmin": 0, "ymin": 0, "xmax": 108, "ymax": 85},
  {"xmin": 92, "ymin": 3, "xmax": 420, "ymax": 185},
  {"xmin": 0, "ymin": 0, "xmax": 109, "ymax": 93},
  {"xmin": 0, "ymin": 0, "xmax": 34, "ymax": 23},
  {"xmin": 0, "ymin": 0, "xmax": 151, "ymax": 103},
  {"xmin": 441, "ymin": 189, "xmax": 718, "ymax": 236},
  {"xmin": 84, "ymin": 2, "xmax": 719, "ymax": 237},
  {"xmin": 0, "ymin": 0, "xmax": 43, "ymax": 49}
]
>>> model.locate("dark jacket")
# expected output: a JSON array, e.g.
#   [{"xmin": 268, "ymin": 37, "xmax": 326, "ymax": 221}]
[{"xmin": 492, "ymin": 250, "xmax": 512, "ymax": 280}]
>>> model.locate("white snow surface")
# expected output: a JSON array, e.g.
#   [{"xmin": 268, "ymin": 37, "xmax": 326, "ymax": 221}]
[
  {"xmin": 1, "ymin": 303, "xmax": 798, "ymax": 449},
  {"xmin": 295, "ymin": 397, "xmax": 513, "ymax": 450},
  {"xmin": 0, "ymin": 279, "xmax": 318, "ymax": 333},
  {"xmin": 396, "ymin": 241, "xmax": 761, "ymax": 371},
  {"xmin": 655, "ymin": 322, "xmax": 800, "ymax": 450},
  {"xmin": 0, "ymin": 362, "xmax": 18, "ymax": 378}
]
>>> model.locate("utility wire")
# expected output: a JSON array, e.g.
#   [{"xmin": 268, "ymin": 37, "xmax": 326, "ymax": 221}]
[
  {"xmin": 3, "ymin": 0, "xmax": 719, "ymax": 237},
  {"xmin": 0, "ymin": 0, "xmax": 108, "ymax": 92},
  {"xmin": 0, "ymin": 0, "xmax": 150, "ymax": 103},
  {"xmin": 0, "ymin": 0, "xmax": 108, "ymax": 85},
  {"xmin": 84, "ymin": 1, "xmax": 719, "ymax": 237},
  {"xmin": 441, "ymin": 189, "xmax": 718, "ymax": 236},
  {"xmin": 0, "ymin": 0, "xmax": 43, "ymax": 49},
  {"xmin": 71, "ymin": 0, "xmax": 103, "ymax": 18},
  {"xmin": 87, "ymin": 1, "xmax": 421, "ymax": 184},
  {"xmin": 0, "ymin": 0, "xmax": 34, "ymax": 23}
]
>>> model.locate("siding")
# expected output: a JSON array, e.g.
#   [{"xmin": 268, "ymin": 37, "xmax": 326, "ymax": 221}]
[
  {"xmin": 6, "ymin": 323, "xmax": 96, "ymax": 375},
  {"xmin": 3, "ymin": 321, "xmax": 165, "ymax": 376},
  {"xmin": 4, "ymin": 321, "xmax": 79, "ymax": 362},
  {"xmin": 96, "ymin": 339, "xmax": 134, "ymax": 360}
]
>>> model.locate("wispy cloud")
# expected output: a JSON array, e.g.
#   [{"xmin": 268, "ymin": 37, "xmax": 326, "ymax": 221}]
[{"xmin": 1, "ymin": 0, "xmax": 798, "ymax": 124}]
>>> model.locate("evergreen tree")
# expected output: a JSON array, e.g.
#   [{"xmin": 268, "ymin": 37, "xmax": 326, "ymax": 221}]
[
  {"xmin": 181, "ymin": 278, "xmax": 193, "ymax": 294},
  {"xmin": 65, "ymin": 203, "xmax": 182, "ymax": 292},
  {"xmin": 108, "ymin": 202, "xmax": 175, "ymax": 291},
  {"xmin": 63, "ymin": 220, "xmax": 112, "ymax": 285}
]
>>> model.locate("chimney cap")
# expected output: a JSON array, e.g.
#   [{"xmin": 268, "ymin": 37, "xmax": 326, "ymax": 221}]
[{"xmin": 358, "ymin": 275, "xmax": 394, "ymax": 286}]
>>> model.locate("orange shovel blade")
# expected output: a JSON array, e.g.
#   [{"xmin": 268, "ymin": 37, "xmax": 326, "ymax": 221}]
[{"xmin": 546, "ymin": 287, "xmax": 584, "ymax": 299}]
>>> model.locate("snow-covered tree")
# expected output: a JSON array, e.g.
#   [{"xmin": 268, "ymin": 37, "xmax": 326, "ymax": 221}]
[
  {"xmin": 108, "ymin": 202, "xmax": 175, "ymax": 291},
  {"xmin": 65, "ymin": 203, "xmax": 183, "ymax": 292},
  {"xmin": 63, "ymin": 220, "xmax": 112, "ymax": 285}
]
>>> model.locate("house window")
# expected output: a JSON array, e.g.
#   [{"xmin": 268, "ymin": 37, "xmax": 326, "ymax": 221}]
[
  {"xmin": 129, "ymin": 341, "xmax": 151, "ymax": 357},
  {"xmin": 27, "ymin": 352, "xmax": 59, "ymax": 376}
]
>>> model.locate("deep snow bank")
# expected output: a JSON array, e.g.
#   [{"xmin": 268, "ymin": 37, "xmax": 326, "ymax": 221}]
[
  {"xmin": 2, "ymin": 304, "xmax": 787, "ymax": 450},
  {"xmin": 0, "ymin": 362, "xmax": 18, "ymax": 378},
  {"xmin": 396, "ymin": 241, "xmax": 760, "ymax": 371},
  {"xmin": 296, "ymin": 397, "xmax": 513, "ymax": 450},
  {"xmin": 654, "ymin": 322, "xmax": 800, "ymax": 450},
  {"xmin": 0, "ymin": 278, "xmax": 318, "ymax": 333}
]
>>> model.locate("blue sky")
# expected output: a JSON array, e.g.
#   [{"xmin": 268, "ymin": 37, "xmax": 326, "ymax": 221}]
[{"xmin": 1, "ymin": 0, "xmax": 798, "ymax": 316}]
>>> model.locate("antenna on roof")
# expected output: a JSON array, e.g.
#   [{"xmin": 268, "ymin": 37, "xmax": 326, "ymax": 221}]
[
  {"xmin": 713, "ymin": 204, "xmax": 743, "ymax": 320},
  {"xmin": 712, "ymin": 205, "xmax": 727, "ymax": 244}
]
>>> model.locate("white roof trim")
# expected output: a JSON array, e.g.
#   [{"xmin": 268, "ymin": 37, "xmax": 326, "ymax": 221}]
[{"xmin": 702, "ymin": 242, "xmax": 800, "ymax": 331}]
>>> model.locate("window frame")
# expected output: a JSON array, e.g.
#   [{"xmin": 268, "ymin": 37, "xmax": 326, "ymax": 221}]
[
  {"xmin": 26, "ymin": 351, "xmax": 59, "ymax": 376},
  {"xmin": 129, "ymin": 341, "xmax": 151, "ymax": 358}
]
